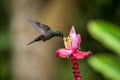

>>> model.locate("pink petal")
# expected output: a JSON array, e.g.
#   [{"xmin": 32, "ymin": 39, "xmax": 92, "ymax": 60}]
[
  {"xmin": 56, "ymin": 48, "xmax": 73, "ymax": 58},
  {"xmin": 73, "ymin": 51, "xmax": 90, "ymax": 59},
  {"xmin": 69, "ymin": 25, "xmax": 76, "ymax": 38},
  {"xmin": 76, "ymin": 34, "xmax": 81, "ymax": 44},
  {"xmin": 71, "ymin": 37, "xmax": 78, "ymax": 50},
  {"xmin": 69, "ymin": 26, "xmax": 81, "ymax": 50},
  {"xmin": 73, "ymin": 53, "xmax": 84, "ymax": 59},
  {"xmin": 71, "ymin": 34, "xmax": 81, "ymax": 50}
]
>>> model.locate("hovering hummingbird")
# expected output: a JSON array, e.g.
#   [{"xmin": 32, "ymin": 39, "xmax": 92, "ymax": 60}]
[{"xmin": 27, "ymin": 20, "xmax": 63, "ymax": 45}]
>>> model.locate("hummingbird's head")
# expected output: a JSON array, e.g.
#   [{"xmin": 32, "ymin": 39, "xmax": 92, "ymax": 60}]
[{"xmin": 55, "ymin": 31, "xmax": 63, "ymax": 37}]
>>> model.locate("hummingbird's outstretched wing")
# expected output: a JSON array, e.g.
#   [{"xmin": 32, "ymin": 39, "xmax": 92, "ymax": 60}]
[{"xmin": 28, "ymin": 20, "xmax": 51, "ymax": 36}]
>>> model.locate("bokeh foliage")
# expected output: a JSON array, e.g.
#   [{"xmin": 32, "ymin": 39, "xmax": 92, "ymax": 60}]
[
  {"xmin": 87, "ymin": 20, "xmax": 120, "ymax": 80},
  {"xmin": 0, "ymin": 0, "xmax": 11, "ymax": 80}
]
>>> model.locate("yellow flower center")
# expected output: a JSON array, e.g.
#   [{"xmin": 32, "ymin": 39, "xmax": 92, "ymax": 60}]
[{"xmin": 63, "ymin": 36, "xmax": 72, "ymax": 49}]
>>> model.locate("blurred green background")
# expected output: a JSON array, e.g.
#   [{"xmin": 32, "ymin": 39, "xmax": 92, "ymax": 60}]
[{"xmin": 0, "ymin": 0, "xmax": 120, "ymax": 80}]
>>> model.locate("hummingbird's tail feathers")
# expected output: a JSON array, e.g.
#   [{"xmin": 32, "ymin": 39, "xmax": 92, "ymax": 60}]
[
  {"xmin": 27, "ymin": 40, "xmax": 36, "ymax": 45},
  {"xmin": 27, "ymin": 35, "xmax": 45, "ymax": 45}
]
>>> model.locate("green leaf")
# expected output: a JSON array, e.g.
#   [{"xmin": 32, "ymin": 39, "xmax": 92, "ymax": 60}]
[
  {"xmin": 88, "ymin": 54, "xmax": 120, "ymax": 80},
  {"xmin": 87, "ymin": 20, "xmax": 120, "ymax": 55}
]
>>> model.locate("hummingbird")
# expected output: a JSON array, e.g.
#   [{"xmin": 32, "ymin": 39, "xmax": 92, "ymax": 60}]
[{"xmin": 27, "ymin": 20, "xmax": 63, "ymax": 45}]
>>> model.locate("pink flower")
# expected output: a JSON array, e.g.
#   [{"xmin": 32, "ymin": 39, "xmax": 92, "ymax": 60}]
[
  {"xmin": 56, "ymin": 26, "xmax": 91, "ymax": 80},
  {"xmin": 56, "ymin": 26, "xmax": 90, "ymax": 59}
]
